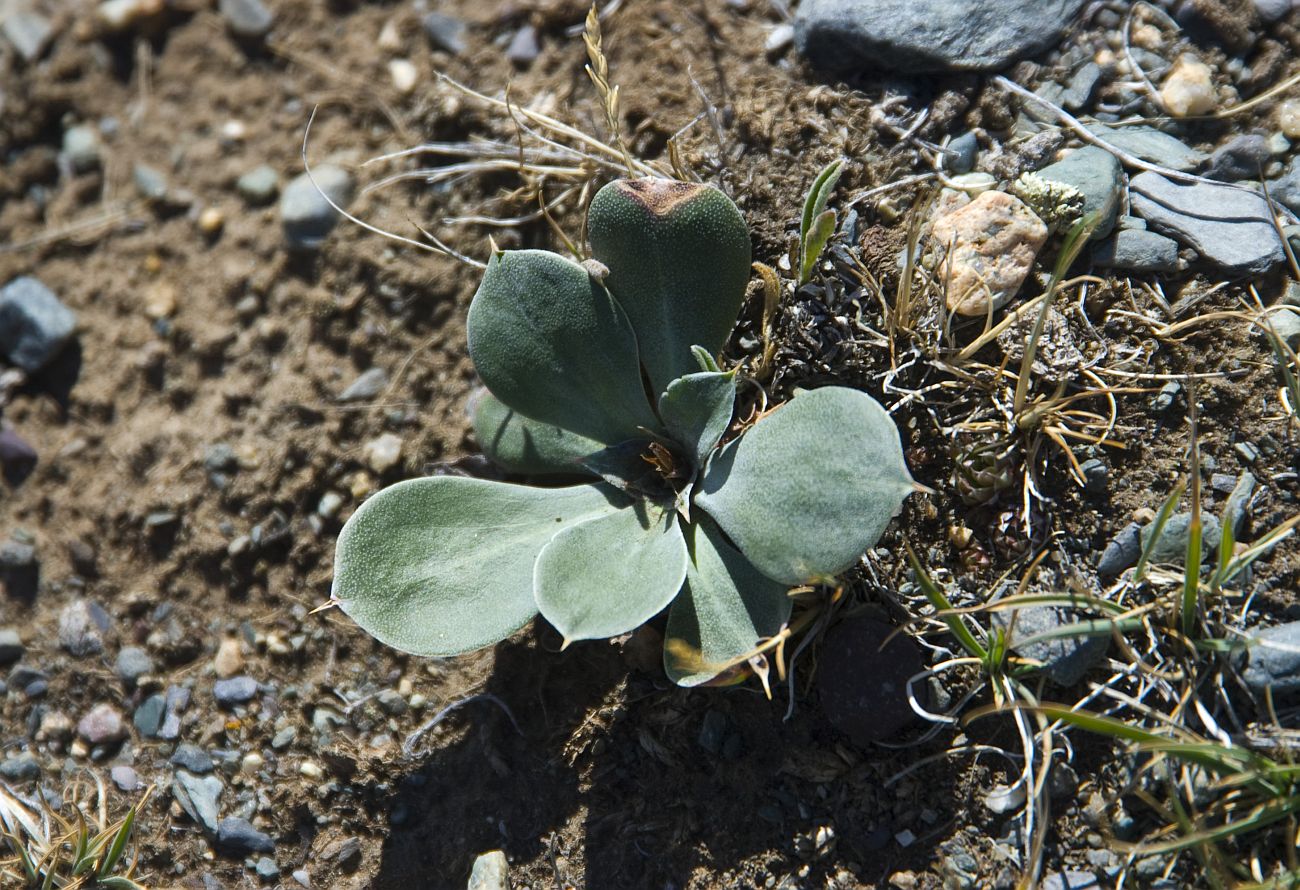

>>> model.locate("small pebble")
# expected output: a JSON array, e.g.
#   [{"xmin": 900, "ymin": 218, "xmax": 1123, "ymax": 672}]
[
  {"xmin": 422, "ymin": 12, "xmax": 466, "ymax": 55},
  {"xmin": 133, "ymin": 163, "xmax": 169, "ymax": 201},
  {"xmin": 58, "ymin": 599, "xmax": 110, "ymax": 657},
  {"xmin": 171, "ymin": 743, "xmax": 214, "ymax": 774},
  {"xmin": 506, "ymin": 25, "xmax": 540, "ymax": 65},
  {"xmin": 219, "ymin": 0, "xmax": 274, "ymax": 39},
  {"xmin": 1160, "ymin": 55, "xmax": 1217, "ymax": 118},
  {"xmin": 0, "ymin": 754, "xmax": 40, "ymax": 782},
  {"xmin": 217, "ymin": 817, "xmax": 275, "ymax": 856},
  {"xmin": 280, "ymin": 166, "xmax": 354, "ymax": 251},
  {"xmin": 467, "ymin": 850, "xmax": 509, "ymax": 890},
  {"xmin": 298, "ymin": 760, "xmax": 324, "ymax": 779},
  {"xmin": 0, "ymin": 628, "xmax": 25, "ymax": 664},
  {"xmin": 1279, "ymin": 100, "xmax": 1300, "ymax": 139},
  {"xmin": 237, "ymin": 165, "xmax": 279, "ymax": 206},
  {"xmin": 338, "ymin": 367, "xmax": 388, "ymax": 402},
  {"xmin": 256, "ymin": 857, "xmax": 280, "ymax": 881},
  {"xmin": 214, "ymin": 636, "xmax": 244, "ymax": 678},
  {"xmin": 0, "ymin": 276, "xmax": 78, "ymax": 373},
  {"xmin": 213, "ymin": 675, "xmax": 259, "ymax": 707},
  {"xmin": 77, "ymin": 703, "xmax": 127, "ymax": 745},
  {"xmin": 2, "ymin": 11, "xmax": 54, "ymax": 62},
  {"xmin": 389, "ymin": 59, "xmax": 418, "ymax": 94},
  {"xmin": 197, "ymin": 206, "xmax": 225, "ymax": 237},
  {"xmin": 115, "ymin": 646, "xmax": 154, "ymax": 686},
  {"xmin": 62, "ymin": 125, "xmax": 101, "ymax": 174},
  {"xmin": 363, "ymin": 433, "xmax": 403, "ymax": 474},
  {"xmin": 111, "ymin": 764, "xmax": 142, "ymax": 791}
]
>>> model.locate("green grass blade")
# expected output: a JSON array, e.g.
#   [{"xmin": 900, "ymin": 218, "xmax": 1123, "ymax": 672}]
[
  {"xmin": 798, "ymin": 159, "xmax": 843, "ymax": 286},
  {"xmin": 97, "ymin": 804, "xmax": 138, "ymax": 879},
  {"xmin": 1134, "ymin": 478, "xmax": 1186, "ymax": 583},
  {"xmin": 906, "ymin": 544, "xmax": 988, "ymax": 661},
  {"xmin": 1181, "ymin": 511, "xmax": 1202, "ymax": 638}
]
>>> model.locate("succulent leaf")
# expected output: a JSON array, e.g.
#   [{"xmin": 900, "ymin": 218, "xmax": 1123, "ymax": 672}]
[
  {"xmin": 332, "ymin": 477, "xmax": 626, "ymax": 656},
  {"xmin": 696, "ymin": 387, "xmax": 914, "ymax": 585},
  {"xmin": 588, "ymin": 178, "xmax": 751, "ymax": 393},
  {"xmin": 471, "ymin": 388, "xmax": 603, "ymax": 476},
  {"xmin": 658, "ymin": 368, "xmax": 737, "ymax": 468},
  {"xmin": 534, "ymin": 499, "xmax": 688, "ymax": 643},
  {"xmin": 467, "ymin": 249, "xmax": 660, "ymax": 445},
  {"xmin": 664, "ymin": 519, "xmax": 791, "ymax": 687}
]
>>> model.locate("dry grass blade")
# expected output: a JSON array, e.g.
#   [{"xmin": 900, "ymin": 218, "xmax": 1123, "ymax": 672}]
[{"xmin": 582, "ymin": 3, "xmax": 636, "ymax": 177}]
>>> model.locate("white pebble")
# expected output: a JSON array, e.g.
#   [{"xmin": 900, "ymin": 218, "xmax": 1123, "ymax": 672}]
[
  {"xmin": 363, "ymin": 433, "xmax": 403, "ymax": 474},
  {"xmin": 1161, "ymin": 55, "xmax": 1217, "ymax": 118},
  {"xmin": 389, "ymin": 59, "xmax": 418, "ymax": 95}
]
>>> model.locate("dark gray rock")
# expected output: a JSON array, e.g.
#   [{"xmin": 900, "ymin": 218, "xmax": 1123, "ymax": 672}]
[
  {"xmin": 3, "ymin": 11, "xmax": 54, "ymax": 62},
  {"xmin": 134, "ymin": 693, "xmax": 164, "ymax": 737},
  {"xmin": 280, "ymin": 166, "xmax": 354, "ymax": 251},
  {"xmin": 1244, "ymin": 621, "xmax": 1300, "ymax": 694},
  {"xmin": 0, "ymin": 430, "xmax": 38, "ymax": 485},
  {"xmin": 237, "ymin": 165, "xmax": 279, "ymax": 206},
  {"xmin": 376, "ymin": 688, "xmax": 407, "ymax": 716},
  {"xmin": 506, "ymin": 25, "xmax": 540, "ymax": 65},
  {"xmin": 946, "ymin": 132, "xmax": 979, "ymax": 174},
  {"xmin": 818, "ymin": 615, "xmax": 927, "ymax": 743},
  {"xmin": 793, "ymin": 0, "xmax": 1086, "ymax": 73},
  {"xmin": 0, "ymin": 627, "xmax": 23, "ymax": 664},
  {"xmin": 1139, "ymin": 512, "xmax": 1220, "ymax": 565},
  {"xmin": 1093, "ymin": 229, "xmax": 1180, "ymax": 273},
  {"xmin": 1204, "ymin": 133, "xmax": 1271, "ymax": 182},
  {"xmin": 219, "ymin": 0, "xmax": 273, "ymax": 39},
  {"xmin": 173, "ymin": 770, "xmax": 223, "ymax": 834},
  {"xmin": 1088, "ymin": 124, "xmax": 1206, "ymax": 172},
  {"xmin": 0, "ymin": 277, "xmax": 77, "ymax": 372},
  {"xmin": 1079, "ymin": 458, "xmax": 1107, "ymax": 494},
  {"xmin": 159, "ymin": 684, "xmax": 190, "ymax": 740},
  {"xmin": 338, "ymin": 367, "xmax": 388, "ymax": 402},
  {"xmin": 171, "ymin": 743, "xmax": 214, "ymax": 774},
  {"xmin": 214, "ymin": 675, "xmax": 259, "ymax": 707},
  {"xmin": 1035, "ymin": 146, "xmax": 1123, "ymax": 238},
  {"xmin": 1226, "ymin": 472, "xmax": 1257, "ymax": 538},
  {"xmin": 992, "ymin": 604, "xmax": 1108, "ymax": 686},
  {"xmin": 217, "ymin": 817, "xmax": 275, "ymax": 855},
  {"xmin": 422, "ymin": 12, "xmax": 466, "ymax": 55},
  {"xmin": 1061, "ymin": 61, "xmax": 1102, "ymax": 112},
  {"xmin": 1272, "ymin": 155, "xmax": 1300, "ymax": 216},
  {"xmin": 1130, "ymin": 172, "xmax": 1284, "ymax": 275},
  {"xmin": 1098, "ymin": 522, "xmax": 1142, "ymax": 574},
  {"xmin": 115, "ymin": 646, "xmax": 154, "ymax": 686},
  {"xmin": 0, "ymin": 754, "xmax": 39, "ymax": 782}
]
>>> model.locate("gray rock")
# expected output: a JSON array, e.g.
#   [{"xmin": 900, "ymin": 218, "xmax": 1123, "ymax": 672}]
[
  {"xmin": 1061, "ymin": 61, "xmax": 1102, "ymax": 112},
  {"xmin": 159, "ymin": 684, "xmax": 190, "ymax": 740},
  {"xmin": 77, "ymin": 703, "xmax": 127, "ymax": 745},
  {"xmin": 376, "ymin": 689, "xmax": 407, "ymax": 716},
  {"xmin": 793, "ymin": 0, "xmax": 1086, "ymax": 74},
  {"xmin": 8, "ymin": 664, "xmax": 47, "ymax": 697},
  {"xmin": 1244, "ymin": 621, "xmax": 1300, "ymax": 694},
  {"xmin": 1116, "ymin": 215, "xmax": 1146, "ymax": 231},
  {"xmin": 237, "ymin": 165, "xmax": 279, "ymax": 206},
  {"xmin": 338, "ymin": 367, "xmax": 388, "ymax": 402},
  {"xmin": 946, "ymin": 132, "xmax": 979, "ymax": 174},
  {"xmin": 1255, "ymin": 0, "xmax": 1292, "ymax": 22},
  {"xmin": 214, "ymin": 675, "xmax": 259, "ymax": 707},
  {"xmin": 134, "ymin": 694, "xmax": 165, "ymax": 737},
  {"xmin": 0, "ymin": 754, "xmax": 39, "ymax": 782},
  {"xmin": 1204, "ymin": 133, "xmax": 1271, "ymax": 182},
  {"xmin": 467, "ymin": 850, "xmax": 509, "ymax": 890},
  {"xmin": 217, "ymin": 817, "xmax": 275, "ymax": 855},
  {"xmin": 62, "ymin": 125, "xmax": 101, "ymax": 173},
  {"xmin": 3, "ymin": 11, "xmax": 54, "ymax": 62},
  {"xmin": 115, "ymin": 646, "xmax": 154, "ymax": 686},
  {"xmin": 1271, "ymin": 155, "xmax": 1300, "ymax": 216},
  {"xmin": 58, "ymin": 599, "xmax": 110, "ymax": 657},
  {"xmin": 280, "ymin": 166, "xmax": 354, "ymax": 251},
  {"xmin": 1265, "ymin": 305, "xmax": 1300, "ymax": 349},
  {"xmin": 1079, "ymin": 458, "xmax": 1107, "ymax": 493},
  {"xmin": 422, "ymin": 12, "xmax": 467, "ymax": 55},
  {"xmin": 173, "ymin": 769, "xmax": 223, "ymax": 834},
  {"xmin": 1042, "ymin": 872, "xmax": 1100, "ymax": 890},
  {"xmin": 0, "ymin": 627, "xmax": 23, "ymax": 664},
  {"xmin": 1225, "ymin": 472, "xmax": 1257, "ymax": 538},
  {"xmin": 1093, "ymin": 229, "xmax": 1179, "ymax": 273},
  {"xmin": 0, "ymin": 430, "xmax": 38, "ymax": 484},
  {"xmin": 204, "ymin": 443, "xmax": 238, "ymax": 474},
  {"xmin": 256, "ymin": 857, "xmax": 280, "ymax": 880},
  {"xmin": 1139, "ymin": 512, "xmax": 1220, "ymax": 565},
  {"xmin": 506, "ymin": 25, "xmax": 539, "ymax": 65},
  {"xmin": 1130, "ymin": 172, "xmax": 1285, "ymax": 275},
  {"xmin": 0, "ymin": 277, "xmax": 77, "ymax": 372},
  {"xmin": 111, "ymin": 764, "xmax": 142, "ymax": 791},
  {"xmin": 1087, "ymin": 124, "xmax": 1206, "ymax": 172},
  {"xmin": 1035, "ymin": 146, "xmax": 1123, "ymax": 238},
  {"xmin": 219, "ymin": 0, "xmax": 273, "ymax": 39},
  {"xmin": 171, "ymin": 743, "xmax": 214, "ymax": 774},
  {"xmin": 992, "ymin": 604, "xmax": 1108, "ymax": 686},
  {"xmin": 133, "ymin": 163, "xmax": 168, "ymax": 201}
]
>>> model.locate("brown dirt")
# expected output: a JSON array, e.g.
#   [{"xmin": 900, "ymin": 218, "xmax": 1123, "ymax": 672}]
[{"xmin": 3, "ymin": 1, "xmax": 1300, "ymax": 888}]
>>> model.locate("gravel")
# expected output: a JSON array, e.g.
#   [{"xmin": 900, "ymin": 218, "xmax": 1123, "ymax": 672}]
[
  {"xmin": 214, "ymin": 675, "xmax": 259, "ymax": 707},
  {"xmin": 115, "ymin": 646, "xmax": 154, "ymax": 685},
  {"xmin": 280, "ymin": 166, "xmax": 354, "ymax": 251}
]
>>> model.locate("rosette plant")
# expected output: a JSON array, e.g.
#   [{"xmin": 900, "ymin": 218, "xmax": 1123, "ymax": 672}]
[{"xmin": 331, "ymin": 178, "xmax": 915, "ymax": 685}]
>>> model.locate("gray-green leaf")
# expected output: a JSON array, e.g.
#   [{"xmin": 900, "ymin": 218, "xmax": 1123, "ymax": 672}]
[
  {"xmin": 665, "ymin": 519, "xmax": 791, "ymax": 686},
  {"xmin": 658, "ymin": 368, "xmax": 736, "ymax": 468},
  {"xmin": 471, "ymin": 388, "xmax": 603, "ymax": 475},
  {"xmin": 696, "ymin": 386, "xmax": 914, "ymax": 585},
  {"xmin": 333, "ymin": 477, "xmax": 626, "ymax": 656},
  {"xmin": 588, "ymin": 179, "xmax": 751, "ymax": 394},
  {"xmin": 534, "ymin": 500, "xmax": 687, "ymax": 644},
  {"xmin": 467, "ymin": 249, "xmax": 660, "ymax": 445}
]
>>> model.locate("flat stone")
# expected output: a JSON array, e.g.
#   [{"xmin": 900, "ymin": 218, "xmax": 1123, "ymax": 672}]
[
  {"xmin": 1042, "ymin": 872, "xmax": 1101, "ymax": 890},
  {"xmin": 1271, "ymin": 155, "xmax": 1300, "ymax": 216},
  {"xmin": 467, "ymin": 850, "xmax": 510, "ymax": 890},
  {"xmin": 1093, "ymin": 229, "xmax": 1179, "ymax": 273},
  {"xmin": 992, "ymin": 604, "xmax": 1108, "ymax": 687},
  {"xmin": 214, "ymin": 675, "xmax": 259, "ymax": 707},
  {"xmin": 1034, "ymin": 146, "xmax": 1123, "ymax": 238},
  {"xmin": 1205, "ymin": 133, "xmax": 1271, "ymax": 182},
  {"xmin": 219, "ymin": 0, "xmax": 273, "ymax": 38},
  {"xmin": 931, "ymin": 190, "xmax": 1048, "ymax": 316},
  {"xmin": 0, "ymin": 754, "xmax": 40, "ymax": 782},
  {"xmin": 217, "ymin": 817, "xmax": 275, "ymax": 855},
  {"xmin": 77, "ymin": 703, "xmax": 127, "ymax": 745},
  {"xmin": 171, "ymin": 743, "xmax": 214, "ymax": 774},
  {"xmin": 0, "ymin": 277, "xmax": 77, "ymax": 372},
  {"xmin": 1139, "ymin": 512, "xmax": 1220, "ymax": 565},
  {"xmin": 173, "ymin": 770, "xmax": 223, "ymax": 834},
  {"xmin": 2, "ymin": 10, "xmax": 54, "ymax": 62},
  {"xmin": 793, "ymin": 0, "xmax": 1086, "ymax": 73},
  {"xmin": 134, "ymin": 694, "xmax": 165, "ymax": 737},
  {"xmin": 256, "ymin": 857, "xmax": 280, "ymax": 880},
  {"xmin": 1097, "ymin": 521, "xmax": 1142, "ymax": 575},
  {"xmin": 1087, "ymin": 125, "xmax": 1206, "ymax": 172},
  {"xmin": 338, "ymin": 367, "xmax": 388, "ymax": 402},
  {"xmin": 0, "ymin": 627, "xmax": 23, "ymax": 664},
  {"xmin": 422, "ymin": 12, "xmax": 466, "ymax": 55},
  {"xmin": 1244, "ymin": 621, "xmax": 1300, "ymax": 694},
  {"xmin": 1130, "ymin": 172, "xmax": 1284, "ymax": 275},
  {"xmin": 1060, "ymin": 61, "xmax": 1102, "ymax": 112},
  {"xmin": 280, "ymin": 166, "xmax": 354, "ymax": 251}
]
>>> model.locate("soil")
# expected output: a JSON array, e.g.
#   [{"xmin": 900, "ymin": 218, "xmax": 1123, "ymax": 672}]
[{"xmin": 3, "ymin": 1, "xmax": 1300, "ymax": 888}]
